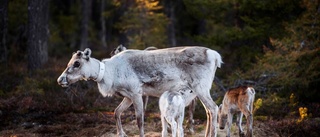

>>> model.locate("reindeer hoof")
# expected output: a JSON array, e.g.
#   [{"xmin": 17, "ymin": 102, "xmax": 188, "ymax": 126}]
[
  {"xmin": 117, "ymin": 132, "xmax": 128, "ymax": 137},
  {"xmin": 188, "ymin": 128, "xmax": 195, "ymax": 134},
  {"xmin": 239, "ymin": 132, "xmax": 245, "ymax": 137}
]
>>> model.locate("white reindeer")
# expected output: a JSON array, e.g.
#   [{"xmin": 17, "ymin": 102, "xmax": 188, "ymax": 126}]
[
  {"xmin": 218, "ymin": 86, "xmax": 255, "ymax": 137},
  {"xmin": 159, "ymin": 86, "xmax": 195, "ymax": 137},
  {"xmin": 57, "ymin": 46, "xmax": 222, "ymax": 137},
  {"xmin": 110, "ymin": 45, "xmax": 198, "ymax": 134}
]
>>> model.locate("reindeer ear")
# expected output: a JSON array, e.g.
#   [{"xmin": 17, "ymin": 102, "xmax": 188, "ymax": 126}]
[
  {"xmin": 83, "ymin": 48, "xmax": 91, "ymax": 60},
  {"xmin": 119, "ymin": 44, "xmax": 127, "ymax": 51},
  {"xmin": 72, "ymin": 51, "xmax": 83, "ymax": 58},
  {"xmin": 83, "ymin": 48, "xmax": 91, "ymax": 57},
  {"xmin": 84, "ymin": 48, "xmax": 91, "ymax": 56},
  {"xmin": 76, "ymin": 51, "xmax": 82, "ymax": 57}
]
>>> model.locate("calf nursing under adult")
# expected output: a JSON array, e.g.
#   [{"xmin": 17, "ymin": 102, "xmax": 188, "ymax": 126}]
[
  {"xmin": 57, "ymin": 46, "xmax": 222, "ymax": 137},
  {"xmin": 218, "ymin": 86, "xmax": 255, "ymax": 137},
  {"xmin": 110, "ymin": 45, "xmax": 198, "ymax": 133},
  {"xmin": 159, "ymin": 86, "xmax": 195, "ymax": 137}
]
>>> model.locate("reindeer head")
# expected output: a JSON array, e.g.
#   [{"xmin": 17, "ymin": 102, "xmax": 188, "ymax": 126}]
[
  {"xmin": 110, "ymin": 44, "xmax": 127, "ymax": 56},
  {"xmin": 57, "ymin": 48, "xmax": 94, "ymax": 87},
  {"xmin": 218, "ymin": 104, "xmax": 228, "ymax": 130}
]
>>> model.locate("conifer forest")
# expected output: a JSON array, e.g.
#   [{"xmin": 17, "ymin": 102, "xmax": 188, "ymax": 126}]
[{"xmin": 0, "ymin": 0, "xmax": 319, "ymax": 136}]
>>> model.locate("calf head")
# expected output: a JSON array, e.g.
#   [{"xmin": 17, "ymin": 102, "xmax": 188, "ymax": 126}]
[
  {"xmin": 110, "ymin": 44, "xmax": 127, "ymax": 56},
  {"xmin": 57, "ymin": 48, "xmax": 93, "ymax": 87},
  {"xmin": 218, "ymin": 104, "xmax": 227, "ymax": 130}
]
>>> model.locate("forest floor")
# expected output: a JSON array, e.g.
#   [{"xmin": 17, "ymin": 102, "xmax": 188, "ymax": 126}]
[{"xmin": 0, "ymin": 111, "xmax": 279, "ymax": 137}]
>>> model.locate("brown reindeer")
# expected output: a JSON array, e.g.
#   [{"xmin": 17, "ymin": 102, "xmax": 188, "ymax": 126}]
[{"xmin": 218, "ymin": 86, "xmax": 255, "ymax": 137}]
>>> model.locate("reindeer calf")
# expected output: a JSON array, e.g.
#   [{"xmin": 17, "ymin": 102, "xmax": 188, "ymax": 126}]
[
  {"xmin": 159, "ymin": 87, "xmax": 195, "ymax": 137},
  {"xmin": 218, "ymin": 86, "xmax": 255, "ymax": 137}
]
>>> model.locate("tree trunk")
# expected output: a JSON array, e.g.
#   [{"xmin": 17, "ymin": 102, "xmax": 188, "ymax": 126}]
[
  {"xmin": 80, "ymin": 0, "xmax": 92, "ymax": 50},
  {"xmin": 0, "ymin": 0, "xmax": 8, "ymax": 64},
  {"xmin": 165, "ymin": 0, "xmax": 176, "ymax": 47},
  {"xmin": 99, "ymin": 0, "xmax": 107, "ymax": 47},
  {"xmin": 27, "ymin": 0, "xmax": 49, "ymax": 71}
]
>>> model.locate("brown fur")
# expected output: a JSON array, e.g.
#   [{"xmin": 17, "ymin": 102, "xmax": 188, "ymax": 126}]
[
  {"xmin": 219, "ymin": 86, "xmax": 255, "ymax": 137},
  {"xmin": 226, "ymin": 86, "xmax": 250, "ymax": 105}
]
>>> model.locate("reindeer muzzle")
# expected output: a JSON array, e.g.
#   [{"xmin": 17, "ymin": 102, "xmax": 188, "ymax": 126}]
[{"xmin": 57, "ymin": 75, "xmax": 69, "ymax": 87}]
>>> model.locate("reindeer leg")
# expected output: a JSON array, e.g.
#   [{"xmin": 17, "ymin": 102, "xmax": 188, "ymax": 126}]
[
  {"xmin": 226, "ymin": 113, "xmax": 233, "ymax": 137},
  {"xmin": 115, "ymin": 97, "xmax": 132, "ymax": 137},
  {"xmin": 161, "ymin": 115, "xmax": 169, "ymax": 137},
  {"xmin": 178, "ymin": 109, "xmax": 185, "ymax": 137},
  {"xmin": 187, "ymin": 99, "xmax": 196, "ymax": 134},
  {"xmin": 197, "ymin": 91, "xmax": 218, "ymax": 137},
  {"xmin": 245, "ymin": 112, "xmax": 253, "ymax": 137},
  {"xmin": 143, "ymin": 96, "xmax": 149, "ymax": 113},
  {"xmin": 236, "ymin": 112, "xmax": 245, "ymax": 137},
  {"xmin": 132, "ymin": 94, "xmax": 145, "ymax": 137},
  {"xmin": 241, "ymin": 105, "xmax": 253, "ymax": 137},
  {"xmin": 167, "ymin": 117, "xmax": 177, "ymax": 137}
]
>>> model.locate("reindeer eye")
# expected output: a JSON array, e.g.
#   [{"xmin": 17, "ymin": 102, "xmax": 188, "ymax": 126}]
[{"xmin": 73, "ymin": 61, "xmax": 80, "ymax": 68}]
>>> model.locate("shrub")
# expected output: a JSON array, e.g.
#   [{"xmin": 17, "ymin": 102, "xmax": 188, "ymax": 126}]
[
  {"xmin": 254, "ymin": 93, "xmax": 289, "ymax": 118},
  {"xmin": 269, "ymin": 118, "xmax": 320, "ymax": 137}
]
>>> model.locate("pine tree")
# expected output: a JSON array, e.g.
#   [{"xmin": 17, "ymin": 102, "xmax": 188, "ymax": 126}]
[
  {"xmin": 117, "ymin": 0, "xmax": 168, "ymax": 49},
  {"xmin": 27, "ymin": 0, "xmax": 49, "ymax": 71},
  {"xmin": 79, "ymin": 0, "xmax": 92, "ymax": 50},
  {"xmin": 184, "ymin": 0, "xmax": 303, "ymax": 73},
  {"xmin": 240, "ymin": 0, "xmax": 320, "ymax": 102},
  {"xmin": 0, "ymin": 0, "xmax": 8, "ymax": 64}
]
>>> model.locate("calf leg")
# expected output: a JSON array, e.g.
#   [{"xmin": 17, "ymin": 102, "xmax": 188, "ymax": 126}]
[
  {"xmin": 115, "ymin": 97, "xmax": 132, "ymax": 137},
  {"xmin": 187, "ymin": 99, "xmax": 196, "ymax": 134},
  {"xmin": 178, "ymin": 111, "xmax": 185, "ymax": 137},
  {"xmin": 166, "ymin": 117, "xmax": 178, "ymax": 137},
  {"xmin": 226, "ymin": 113, "xmax": 233, "ymax": 137},
  {"xmin": 245, "ymin": 113, "xmax": 253, "ymax": 137},
  {"xmin": 240, "ymin": 106, "xmax": 253, "ymax": 137},
  {"xmin": 197, "ymin": 92, "xmax": 218, "ymax": 137},
  {"xmin": 236, "ymin": 112, "xmax": 245, "ymax": 137},
  {"xmin": 161, "ymin": 115, "xmax": 169, "ymax": 137}
]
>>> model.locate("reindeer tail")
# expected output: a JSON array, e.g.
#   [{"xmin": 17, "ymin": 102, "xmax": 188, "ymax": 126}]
[{"xmin": 207, "ymin": 49, "xmax": 223, "ymax": 68}]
